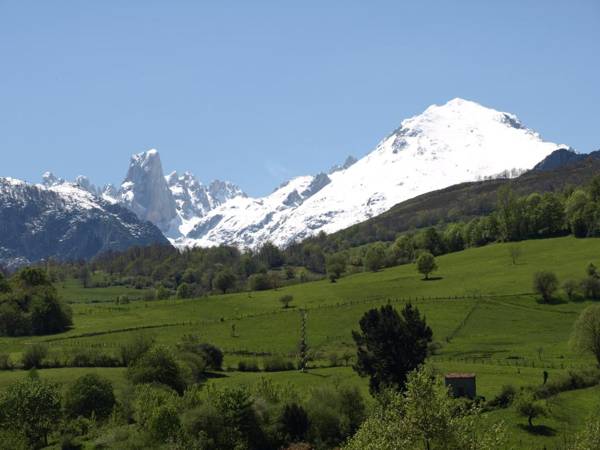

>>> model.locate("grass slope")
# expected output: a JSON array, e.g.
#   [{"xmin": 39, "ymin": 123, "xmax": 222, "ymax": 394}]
[{"xmin": 1, "ymin": 236, "xmax": 600, "ymax": 448}]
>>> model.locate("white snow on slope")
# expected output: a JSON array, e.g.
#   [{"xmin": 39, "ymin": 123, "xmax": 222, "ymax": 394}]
[{"xmin": 175, "ymin": 98, "xmax": 563, "ymax": 249}]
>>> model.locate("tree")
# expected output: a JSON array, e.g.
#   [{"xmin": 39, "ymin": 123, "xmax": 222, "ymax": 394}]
[
  {"xmin": 416, "ymin": 252, "xmax": 437, "ymax": 280},
  {"xmin": 248, "ymin": 273, "xmax": 273, "ymax": 291},
  {"xmin": 352, "ymin": 304, "xmax": 432, "ymax": 393},
  {"xmin": 515, "ymin": 391, "xmax": 546, "ymax": 427},
  {"xmin": 0, "ymin": 378, "xmax": 61, "ymax": 447},
  {"xmin": 533, "ymin": 271, "xmax": 559, "ymax": 303},
  {"xmin": 570, "ymin": 305, "xmax": 600, "ymax": 367},
  {"xmin": 176, "ymin": 282, "xmax": 192, "ymax": 299},
  {"xmin": 364, "ymin": 244, "xmax": 386, "ymax": 272},
  {"xmin": 21, "ymin": 343, "xmax": 48, "ymax": 369},
  {"xmin": 570, "ymin": 407, "xmax": 600, "ymax": 450},
  {"xmin": 127, "ymin": 345, "xmax": 186, "ymax": 394},
  {"xmin": 344, "ymin": 366, "xmax": 506, "ymax": 450},
  {"xmin": 508, "ymin": 244, "xmax": 522, "ymax": 265},
  {"xmin": 279, "ymin": 294, "xmax": 293, "ymax": 309},
  {"xmin": 326, "ymin": 254, "xmax": 346, "ymax": 282},
  {"xmin": 120, "ymin": 334, "xmax": 154, "ymax": 366},
  {"xmin": 419, "ymin": 227, "xmax": 446, "ymax": 256},
  {"xmin": 213, "ymin": 268, "xmax": 236, "ymax": 294},
  {"xmin": 563, "ymin": 279, "xmax": 579, "ymax": 301},
  {"xmin": 258, "ymin": 241, "xmax": 285, "ymax": 268},
  {"xmin": 64, "ymin": 374, "xmax": 115, "ymax": 419},
  {"xmin": 278, "ymin": 403, "xmax": 309, "ymax": 443}
]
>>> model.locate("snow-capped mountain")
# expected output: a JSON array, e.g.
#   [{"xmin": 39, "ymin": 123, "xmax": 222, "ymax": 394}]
[
  {"xmin": 0, "ymin": 177, "xmax": 169, "ymax": 268},
  {"xmin": 175, "ymin": 98, "xmax": 563, "ymax": 248}
]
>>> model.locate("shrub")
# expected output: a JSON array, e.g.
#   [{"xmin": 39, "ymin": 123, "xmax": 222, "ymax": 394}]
[
  {"xmin": 535, "ymin": 369, "xmax": 600, "ymax": 399},
  {"xmin": 487, "ymin": 384, "xmax": 516, "ymax": 408},
  {"xmin": 21, "ymin": 343, "xmax": 48, "ymax": 369},
  {"xmin": 279, "ymin": 403, "xmax": 309, "ymax": 443},
  {"xmin": 64, "ymin": 374, "xmax": 116, "ymax": 419},
  {"xmin": 563, "ymin": 279, "xmax": 580, "ymax": 301},
  {"xmin": 279, "ymin": 295, "xmax": 294, "ymax": 309},
  {"xmin": 127, "ymin": 346, "xmax": 186, "ymax": 394},
  {"xmin": 248, "ymin": 273, "xmax": 273, "ymax": 291},
  {"xmin": 238, "ymin": 360, "xmax": 260, "ymax": 372},
  {"xmin": 533, "ymin": 271, "xmax": 559, "ymax": 303},
  {"xmin": 263, "ymin": 356, "xmax": 295, "ymax": 372},
  {"xmin": 581, "ymin": 276, "xmax": 600, "ymax": 299},
  {"xmin": 120, "ymin": 334, "xmax": 154, "ymax": 366},
  {"xmin": 0, "ymin": 353, "xmax": 12, "ymax": 370},
  {"xmin": 0, "ymin": 378, "xmax": 61, "ymax": 447}
]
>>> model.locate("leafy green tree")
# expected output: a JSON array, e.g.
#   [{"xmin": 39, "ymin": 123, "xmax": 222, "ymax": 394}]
[
  {"xmin": 213, "ymin": 268, "xmax": 237, "ymax": 294},
  {"xmin": 344, "ymin": 366, "xmax": 506, "ymax": 450},
  {"xmin": 443, "ymin": 223, "xmax": 465, "ymax": 253},
  {"xmin": 0, "ymin": 272, "xmax": 10, "ymax": 294},
  {"xmin": 279, "ymin": 294, "xmax": 293, "ymax": 309},
  {"xmin": 416, "ymin": 252, "xmax": 437, "ymax": 280},
  {"xmin": 563, "ymin": 279, "xmax": 579, "ymax": 301},
  {"xmin": 393, "ymin": 235, "xmax": 416, "ymax": 263},
  {"xmin": 29, "ymin": 290, "xmax": 73, "ymax": 334},
  {"xmin": 258, "ymin": 242, "xmax": 285, "ymax": 269},
  {"xmin": 21, "ymin": 343, "xmax": 48, "ymax": 369},
  {"xmin": 419, "ymin": 227, "xmax": 446, "ymax": 256},
  {"xmin": 120, "ymin": 334, "xmax": 154, "ymax": 366},
  {"xmin": 533, "ymin": 271, "xmax": 559, "ymax": 303},
  {"xmin": 0, "ymin": 378, "xmax": 61, "ymax": 447},
  {"xmin": 515, "ymin": 391, "xmax": 546, "ymax": 427},
  {"xmin": 570, "ymin": 407, "xmax": 600, "ymax": 450},
  {"xmin": 352, "ymin": 304, "xmax": 432, "ymax": 393},
  {"xmin": 278, "ymin": 403, "xmax": 309, "ymax": 443},
  {"xmin": 133, "ymin": 384, "xmax": 181, "ymax": 442},
  {"xmin": 570, "ymin": 305, "xmax": 600, "ymax": 367},
  {"xmin": 176, "ymin": 282, "xmax": 192, "ymax": 299},
  {"xmin": 127, "ymin": 345, "xmax": 186, "ymax": 394},
  {"xmin": 155, "ymin": 285, "xmax": 171, "ymax": 300},
  {"xmin": 364, "ymin": 244, "xmax": 386, "ymax": 272},
  {"xmin": 248, "ymin": 273, "xmax": 273, "ymax": 291},
  {"xmin": 326, "ymin": 254, "xmax": 346, "ymax": 282},
  {"xmin": 64, "ymin": 374, "xmax": 115, "ymax": 419}
]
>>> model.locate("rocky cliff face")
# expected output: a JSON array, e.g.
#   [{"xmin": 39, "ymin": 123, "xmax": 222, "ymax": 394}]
[
  {"xmin": 0, "ymin": 177, "xmax": 169, "ymax": 269},
  {"xmin": 118, "ymin": 149, "xmax": 178, "ymax": 232}
]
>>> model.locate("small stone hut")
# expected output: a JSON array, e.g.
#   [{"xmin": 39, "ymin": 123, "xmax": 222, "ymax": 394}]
[{"xmin": 444, "ymin": 373, "xmax": 476, "ymax": 399}]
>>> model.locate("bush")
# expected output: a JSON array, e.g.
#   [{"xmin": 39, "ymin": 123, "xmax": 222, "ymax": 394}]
[
  {"xmin": 581, "ymin": 276, "xmax": 600, "ymax": 299},
  {"xmin": 563, "ymin": 279, "xmax": 580, "ymax": 301},
  {"xmin": 238, "ymin": 360, "xmax": 260, "ymax": 372},
  {"xmin": 120, "ymin": 334, "xmax": 154, "ymax": 366},
  {"xmin": 279, "ymin": 295, "xmax": 293, "ymax": 309},
  {"xmin": 534, "ymin": 369, "xmax": 600, "ymax": 399},
  {"xmin": 279, "ymin": 403, "xmax": 309, "ymax": 443},
  {"xmin": 533, "ymin": 271, "xmax": 559, "ymax": 302},
  {"xmin": 248, "ymin": 273, "xmax": 273, "ymax": 291},
  {"xmin": 127, "ymin": 346, "xmax": 186, "ymax": 394},
  {"xmin": 64, "ymin": 374, "xmax": 116, "ymax": 419},
  {"xmin": 21, "ymin": 343, "xmax": 48, "ymax": 369},
  {"xmin": 0, "ymin": 353, "xmax": 12, "ymax": 370},
  {"xmin": 263, "ymin": 356, "xmax": 295, "ymax": 372},
  {"xmin": 487, "ymin": 384, "xmax": 516, "ymax": 408}
]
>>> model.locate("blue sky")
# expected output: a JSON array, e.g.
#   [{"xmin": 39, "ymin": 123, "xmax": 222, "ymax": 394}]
[{"xmin": 1, "ymin": 1, "xmax": 598, "ymax": 196}]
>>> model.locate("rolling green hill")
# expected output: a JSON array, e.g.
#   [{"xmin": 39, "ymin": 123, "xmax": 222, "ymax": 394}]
[{"xmin": 1, "ymin": 236, "xmax": 600, "ymax": 448}]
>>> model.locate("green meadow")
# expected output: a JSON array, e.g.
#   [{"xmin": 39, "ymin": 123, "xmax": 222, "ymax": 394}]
[{"xmin": 1, "ymin": 236, "xmax": 600, "ymax": 448}]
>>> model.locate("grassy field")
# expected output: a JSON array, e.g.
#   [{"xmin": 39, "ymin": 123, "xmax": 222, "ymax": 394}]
[{"xmin": 1, "ymin": 236, "xmax": 600, "ymax": 448}]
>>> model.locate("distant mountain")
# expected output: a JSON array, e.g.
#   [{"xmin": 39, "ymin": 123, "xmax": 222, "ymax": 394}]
[
  {"xmin": 0, "ymin": 177, "xmax": 169, "ymax": 269},
  {"xmin": 175, "ymin": 98, "xmax": 562, "ymax": 249},
  {"xmin": 533, "ymin": 148, "xmax": 600, "ymax": 171}
]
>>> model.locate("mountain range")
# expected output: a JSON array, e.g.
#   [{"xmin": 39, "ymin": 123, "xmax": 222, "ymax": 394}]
[{"xmin": 0, "ymin": 98, "xmax": 576, "ymax": 266}]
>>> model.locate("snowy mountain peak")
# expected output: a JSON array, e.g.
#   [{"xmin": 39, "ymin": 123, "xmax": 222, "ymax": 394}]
[
  {"xmin": 176, "ymin": 99, "xmax": 563, "ymax": 249},
  {"xmin": 41, "ymin": 171, "xmax": 64, "ymax": 187},
  {"xmin": 120, "ymin": 149, "xmax": 177, "ymax": 232}
]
